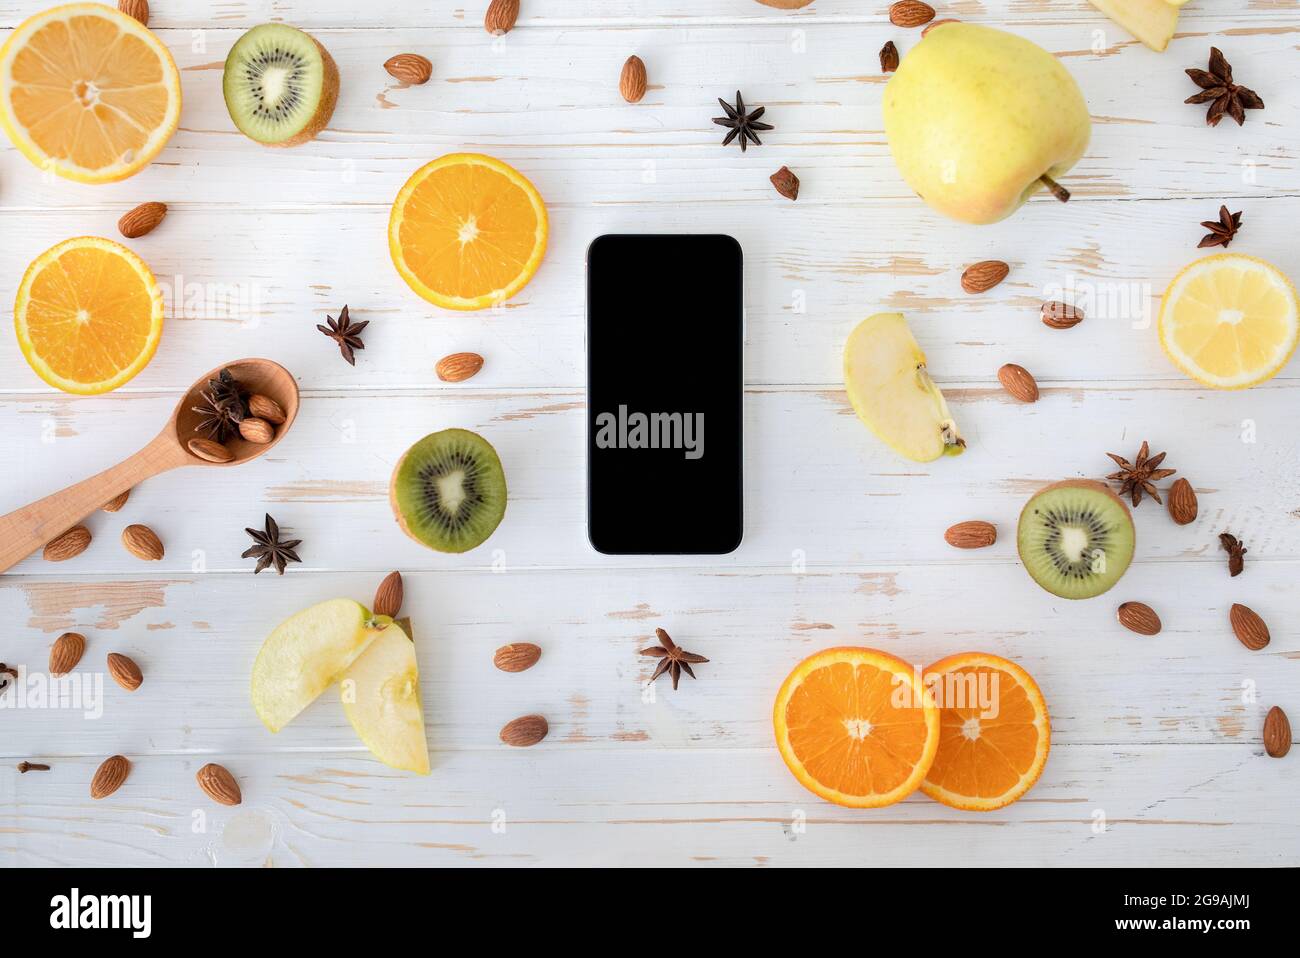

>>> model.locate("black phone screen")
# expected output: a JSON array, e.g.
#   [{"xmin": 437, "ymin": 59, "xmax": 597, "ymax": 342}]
[{"xmin": 586, "ymin": 234, "xmax": 743, "ymax": 554}]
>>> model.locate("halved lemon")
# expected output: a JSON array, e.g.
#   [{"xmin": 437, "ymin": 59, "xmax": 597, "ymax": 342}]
[
  {"xmin": 15, "ymin": 237, "xmax": 165, "ymax": 394},
  {"xmin": 0, "ymin": 3, "xmax": 182, "ymax": 183},
  {"xmin": 389, "ymin": 153, "xmax": 549, "ymax": 311},
  {"xmin": 920, "ymin": 652, "xmax": 1050, "ymax": 812},
  {"xmin": 773, "ymin": 647, "xmax": 939, "ymax": 808},
  {"xmin": 1158, "ymin": 253, "xmax": 1299, "ymax": 389}
]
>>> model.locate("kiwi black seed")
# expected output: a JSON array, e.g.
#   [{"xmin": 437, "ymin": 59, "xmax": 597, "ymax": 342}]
[
  {"xmin": 390, "ymin": 429, "xmax": 507, "ymax": 554},
  {"xmin": 223, "ymin": 24, "xmax": 339, "ymax": 147},
  {"xmin": 1016, "ymin": 479, "xmax": 1135, "ymax": 600}
]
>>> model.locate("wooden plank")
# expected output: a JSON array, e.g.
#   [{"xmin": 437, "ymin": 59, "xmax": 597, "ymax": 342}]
[
  {"xmin": 4, "ymin": 199, "xmax": 1300, "ymax": 391},
  {"xmin": 2, "ymin": 745, "xmax": 1295, "ymax": 867},
  {"xmin": 1, "ymin": 22, "xmax": 1295, "ymax": 212},
  {"xmin": 0, "ymin": 562, "xmax": 1293, "ymax": 753},
  {"xmin": 0, "ymin": 386, "xmax": 1295, "ymax": 575},
  {"xmin": 1, "ymin": 1, "xmax": 1289, "ymax": 29}
]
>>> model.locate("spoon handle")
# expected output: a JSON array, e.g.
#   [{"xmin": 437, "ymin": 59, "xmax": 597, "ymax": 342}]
[{"xmin": 0, "ymin": 431, "xmax": 188, "ymax": 574}]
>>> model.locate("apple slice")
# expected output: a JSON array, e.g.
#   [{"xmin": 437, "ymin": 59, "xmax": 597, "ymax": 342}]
[
  {"xmin": 251, "ymin": 599, "xmax": 390, "ymax": 733},
  {"xmin": 341, "ymin": 618, "xmax": 430, "ymax": 775},
  {"xmin": 844, "ymin": 313, "xmax": 965, "ymax": 463},
  {"xmin": 1088, "ymin": 0, "xmax": 1179, "ymax": 52}
]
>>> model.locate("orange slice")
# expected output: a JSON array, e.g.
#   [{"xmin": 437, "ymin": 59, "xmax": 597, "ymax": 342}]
[
  {"xmin": 389, "ymin": 153, "xmax": 549, "ymax": 311},
  {"xmin": 773, "ymin": 647, "xmax": 939, "ymax": 808},
  {"xmin": 15, "ymin": 237, "xmax": 165, "ymax": 394},
  {"xmin": 920, "ymin": 652, "xmax": 1051, "ymax": 811},
  {"xmin": 0, "ymin": 3, "xmax": 182, "ymax": 183}
]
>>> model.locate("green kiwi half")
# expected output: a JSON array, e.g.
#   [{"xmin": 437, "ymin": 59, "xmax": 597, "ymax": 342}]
[
  {"xmin": 1017, "ymin": 479, "xmax": 1135, "ymax": 600},
  {"xmin": 390, "ymin": 429, "xmax": 507, "ymax": 554},
  {"xmin": 223, "ymin": 24, "xmax": 339, "ymax": 147}
]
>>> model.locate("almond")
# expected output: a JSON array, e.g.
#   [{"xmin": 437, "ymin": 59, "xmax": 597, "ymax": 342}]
[
  {"xmin": 1230, "ymin": 603, "xmax": 1270, "ymax": 651},
  {"xmin": 500, "ymin": 713, "xmax": 548, "ymax": 747},
  {"xmin": 49, "ymin": 632, "xmax": 86, "ymax": 676},
  {"xmin": 188, "ymin": 437, "xmax": 233, "ymax": 463},
  {"xmin": 889, "ymin": 0, "xmax": 935, "ymax": 27},
  {"xmin": 106, "ymin": 652, "xmax": 142, "ymax": 691},
  {"xmin": 90, "ymin": 754, "xmax": 130, "ymax": 799},
  {"xmin": 493, "ymin": 642, "xmax": 542, "ymax": 673},
  {"xmin": 373, "ymin": 571, "xmax": 404, "ymax": 618},
  {"xmin": 118, "ymin": 201, "xmax": 166, "ymax": 238},
  {"xmin": 961, "ymin": 259, "xmax": 1010, "ymax": 294},
  {"xmin": 1167, "ymin": 478, "xmax": 1198, "ymax": 525},
  {"xmin": 248, "ymin": 394, "xmax": 287, "ymax": 425},
  {"xmin": 196, "ymin": 763, "xmax": 243, "ymax": 805},
  {"xmin": 384, "ymin": 53, "xmax": 433, "ymax": 85},
  {"xmin": 619, "ymin": 55, "xmax": 648, "ymax": 103},
  {"xmin": 485, "ymin": 0, "xmax": 519, "ymax": 35},
  {"xmin": 944, "ymin": 520, "xmax": 997, "ymax": 549},
  {"xmin": 997, "ymin": 363, "xmax": 1039, "ymax": 403},
  {"xmin": 43, "ymin": 525, "xmax": 91, "ymax": 562},
  {"xmin": 770, "ymin": 166, "xmax": 800, "ymax": 201},
  {"xmin": 1041, "ymin": 301, "xmax": 1084, "ymax": 329},
  {"xmin": 238, "ymin": 417, "xmax": 275, "ymax": 444},
  {"xmin": 1117, "ymin": 602, "xmax": 1161, "ymax": 636},
  {"xmin": 122, "ymin": 524, "xmax": 164, "ymax": 561},
  {"xmin": 117, "ymin": 0, "xmax": 148, "ymax": 26},
  {"xmin": 754, "ymin": 0, "xmax": 815, "ymax": 7},
  {"xmin": 436, "ymin": 352, "xmax": 485, "ymax": 383},
  {"xmin": 102, "ymin": 488, "xmax": 131, "ymax": 513},
  {"xmin": 1263, "ymin": 706, "xmax": 1291, "ymax": 758},
  {"xmin": 922, "ymin": 18, "xmax": 960, "ymax": 36}
]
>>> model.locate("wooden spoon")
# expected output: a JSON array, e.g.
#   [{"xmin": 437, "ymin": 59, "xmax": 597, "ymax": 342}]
[{"xmin": 0, "ymin": 359, "xmax": 299, "ymax": 574}]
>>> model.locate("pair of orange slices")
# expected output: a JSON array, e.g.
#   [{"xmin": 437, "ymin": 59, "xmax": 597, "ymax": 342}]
[{"xmin": 774, "ymin": 648, "xmax": 1051, "ymax": 810}]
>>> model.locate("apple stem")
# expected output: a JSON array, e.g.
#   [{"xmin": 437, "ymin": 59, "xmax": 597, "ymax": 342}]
[{"xmin": 1039, "ymin": 174, "xmax": 1070, "ymax": 203}]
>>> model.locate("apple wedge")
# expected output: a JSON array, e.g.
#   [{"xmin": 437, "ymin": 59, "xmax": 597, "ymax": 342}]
[
  {"xmin": 341, "ymin": 618, "xmax": 430, "ymax": 775},
  {"xmin": 1089, "ymin": 0, "xmax": 1179, "ymax": 52},
  {"xmin": 844, "ymin": 313, "xmax": 965, "ymax": 463},
  {"xmin": 251, "ymin": 599, "xmax": 391, "ymax": 733}
]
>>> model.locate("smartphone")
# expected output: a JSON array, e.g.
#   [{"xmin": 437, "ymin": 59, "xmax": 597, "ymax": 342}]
[{"xmin": 586, "ymin": 234, "xmax": 744, "ymax": 555}]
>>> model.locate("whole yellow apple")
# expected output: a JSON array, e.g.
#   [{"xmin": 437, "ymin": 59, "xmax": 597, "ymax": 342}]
[{"xmin": 883, "ymin": 24, "xmax": 1091, "ymax": 225}]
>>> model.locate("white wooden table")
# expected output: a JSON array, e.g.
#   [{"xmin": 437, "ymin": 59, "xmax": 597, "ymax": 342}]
[{"xmin": 1, "ymin": 0, "xmax": 1297, "ymax": 867}]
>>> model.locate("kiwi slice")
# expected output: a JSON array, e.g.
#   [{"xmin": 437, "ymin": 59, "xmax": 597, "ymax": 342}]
[
  {"xmin": 223, "ymin": 24, "xmax": 339, "ymax": 147},
  {"xmin": 1017, "ymin": 479, "xmax": 1135, "ymax": 599},
  {"xmin": 390, "ymin": 429, "xmax": 507, "ymax": 554}
]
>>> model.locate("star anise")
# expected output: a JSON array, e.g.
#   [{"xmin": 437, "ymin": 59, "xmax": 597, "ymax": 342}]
[
  {"xmin": 712, "ymin": 90, "xmax": 773, "ymax": 152},
  {"xmin": 242, "ymin": 514, "xmax": 302, "ymax": 575},
  {"xmin": 1185, "ymin": 47, "xmax": 1264, "ymax": 127},
  {"xmin": 1219, "ymin": 532, "xmax": 1247, "ymax": 577},
  {"xmin": 1197, "ymin": 205, "xmax": 1242, "ymax": 249},
  {"xmin": 317, "ymin": 305, "xmax": 368, "ymax": 366},
  {"xmin": 639, "ymin": 628, "xmax": 708, "ymax": 691},
  {"xmin": 190, "ymin": 368, "xmax": 247, "ymax": 441},
  {"xmin": 1106, "ymin": 441, "xmax": 1177, "ymax": 507}
]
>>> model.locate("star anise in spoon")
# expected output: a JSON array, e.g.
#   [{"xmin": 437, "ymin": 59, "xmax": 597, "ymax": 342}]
[
  {"xmin": 242, "ymin": 514, "xmax": 303, "ymax": 575},
  {"xmin": 712, "ymin": 90, "xmax": 773, "ymax": 152},
  {"xmin": 639, "ymin": 628, "xmax": 708, "ymax": 691},
  {"xmin": 1198, "ymin": 205, "xmax": 1242, "ymax": 249},
  {"xmin": 1106, "ymin": 441, "xmax": 1177, "ymax": 507},
  {"xmin": 1185, "ymin": 47, "xmax": 1264, "ymax": 127},
  {"xmin": 190, "ymin": 368, "xmax": 247, "ymax": 441},
  {"xmin": 317, "ymin": 305, "xmax": 368, "ymax": 366},
  {"xmin": 1219, "ymin": 532, "xmax": 1247, "ymax": 577}
]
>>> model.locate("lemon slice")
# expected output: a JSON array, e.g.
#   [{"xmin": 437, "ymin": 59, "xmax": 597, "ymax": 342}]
[
  {"xmin": 1158, "ymin": 253, "xmax": 1299, "ymax": 389},
  {"xmin": 0, "ymin": 3, "xmax": 182, "ymax": 183}
]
